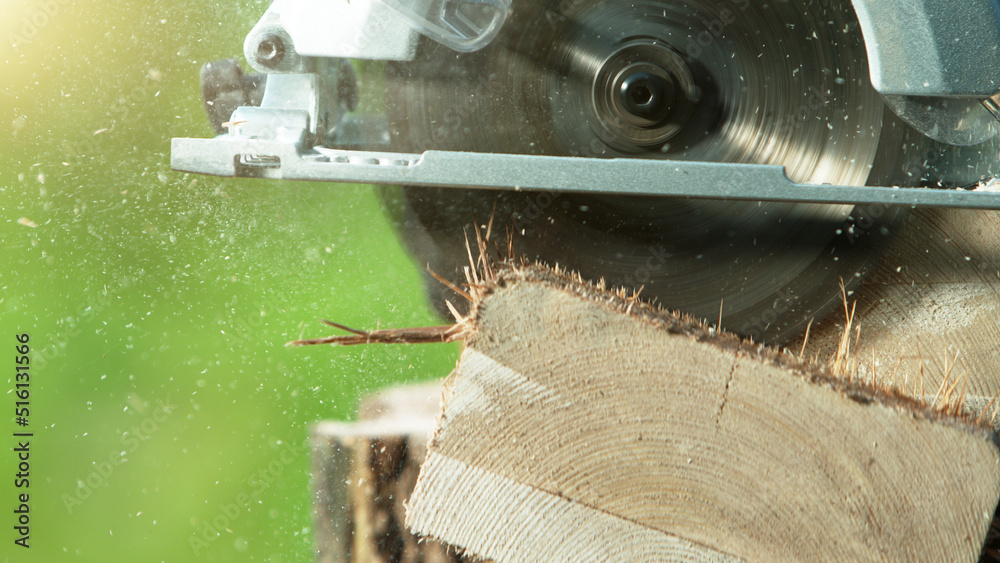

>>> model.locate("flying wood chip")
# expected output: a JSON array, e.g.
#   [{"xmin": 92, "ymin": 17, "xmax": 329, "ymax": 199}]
[{"xmin": 403, "ymin": 265, "xmax": 1000, "ymax": 562}]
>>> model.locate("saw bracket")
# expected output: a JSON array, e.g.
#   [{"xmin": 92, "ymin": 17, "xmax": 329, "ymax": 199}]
[{"xmin": 852, "ymin": 0, "xmax": 1000, "ymax": 145}]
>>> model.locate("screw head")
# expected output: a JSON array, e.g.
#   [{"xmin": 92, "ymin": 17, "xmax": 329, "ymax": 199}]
[{"xmin": 255, "ymin": 36, "xmax": 285, "ymax": 66}]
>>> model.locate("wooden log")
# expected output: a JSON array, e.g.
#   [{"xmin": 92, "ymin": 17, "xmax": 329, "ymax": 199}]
[
  {"xmin": 311, "ymin": 382, "xmax": 473, "ymax": 563},
  {"xmin": 806, "ymin": 208, "xmax": 1000, "ymax": 418},
  {"xmin": 406, "ymin": 265, "xmax": 1000, "ymax": 562}
]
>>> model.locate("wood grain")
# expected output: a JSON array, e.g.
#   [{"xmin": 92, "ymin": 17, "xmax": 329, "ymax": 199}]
[
  {"xmin": 807, "ymin": 208, "xmax": 1000, "ymax": 415},
  {"xmin": 407, "ymin": 266, "xmax": 1000, "ymax": 562}
]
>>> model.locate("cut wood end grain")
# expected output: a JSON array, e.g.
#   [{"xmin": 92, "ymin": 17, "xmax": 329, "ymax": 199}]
[{"xmin": 406, "ymin": 262, "xmax": 1000, "ymax": 562}]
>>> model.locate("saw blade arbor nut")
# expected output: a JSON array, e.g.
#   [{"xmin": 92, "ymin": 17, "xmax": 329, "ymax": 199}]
[{"xmin": 594, "ymin": 40, "xmax": 698, "ymax": 148}]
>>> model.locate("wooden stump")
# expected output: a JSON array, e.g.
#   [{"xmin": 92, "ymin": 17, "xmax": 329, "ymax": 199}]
[
  {"xmin": 311, "ymin": 382, "xmax": 474, "ymax": 563},
  {"xmin": 406, "ymin": 265, "xmax": 1000, "ymax": 562}
]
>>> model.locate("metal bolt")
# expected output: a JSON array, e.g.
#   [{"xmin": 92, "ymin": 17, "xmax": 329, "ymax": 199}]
[{"xmin": 255, "ymin": 35, "xmax": 285, "ymax": 66}]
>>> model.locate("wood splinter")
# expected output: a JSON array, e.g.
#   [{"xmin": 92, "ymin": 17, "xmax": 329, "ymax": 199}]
[{"xmin": 287, "ymin": 320, "xmax": 464, "ymax": 347}]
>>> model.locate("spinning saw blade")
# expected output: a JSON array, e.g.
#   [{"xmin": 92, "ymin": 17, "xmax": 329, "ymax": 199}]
[{"xmin": 382, "ymin": 0, "xmax": 933, "ymax": 343}]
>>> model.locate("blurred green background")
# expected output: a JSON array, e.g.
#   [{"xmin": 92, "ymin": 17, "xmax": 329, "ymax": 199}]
[{"xmin": 1, "ymin": 0, "xmax": 460, "ymax": 560}]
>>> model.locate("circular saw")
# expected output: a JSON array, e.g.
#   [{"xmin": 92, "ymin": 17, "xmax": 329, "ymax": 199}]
[
  {"xmin": 172, "ymin": 0, "xmax": 1000, "ymax": 343},
  {"xmin": 380, "ymin": 0, "xmax": 996, "ymax": 342}
]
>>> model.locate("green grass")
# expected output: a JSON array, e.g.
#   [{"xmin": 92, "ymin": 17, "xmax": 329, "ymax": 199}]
[{"xmin": 1, "ymin": 1, "xmax": 459, "ymax": 560}]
